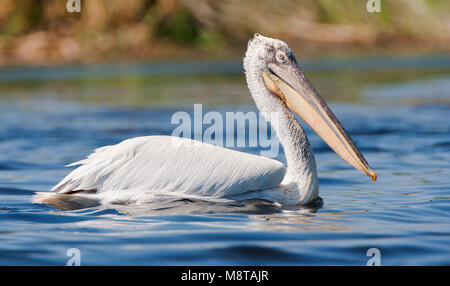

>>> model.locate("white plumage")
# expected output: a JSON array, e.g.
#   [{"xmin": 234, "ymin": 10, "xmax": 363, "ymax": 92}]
[{"xmin": 53, "ymin": 136, "xmax": 285, "ymax": 201}]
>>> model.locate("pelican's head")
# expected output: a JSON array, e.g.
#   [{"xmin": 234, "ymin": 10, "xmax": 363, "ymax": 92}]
[{"xmin": 244, "ymin": 33, "xmax": 377, "ymax": 182}]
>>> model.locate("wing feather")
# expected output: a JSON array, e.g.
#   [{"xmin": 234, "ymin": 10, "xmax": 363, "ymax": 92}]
[{"xmin": 52, "ymin": 136, "xmax": 286, "ymax": 198}]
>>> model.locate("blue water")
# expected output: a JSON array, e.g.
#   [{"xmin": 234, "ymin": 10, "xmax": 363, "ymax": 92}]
[{"xmin": 0, "ymin": 57, "xmax": 449, "ymax": 265}]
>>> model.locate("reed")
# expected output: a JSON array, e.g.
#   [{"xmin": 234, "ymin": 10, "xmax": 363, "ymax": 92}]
[{"xmin": 0, "ymin": 0, "xmax": 448, "ymax": 65}]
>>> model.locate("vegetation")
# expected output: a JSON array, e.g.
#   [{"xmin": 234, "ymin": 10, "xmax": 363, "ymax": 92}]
[{"xmin": 0, "ymin": 0, "xmax": 449, "ymax": 65}]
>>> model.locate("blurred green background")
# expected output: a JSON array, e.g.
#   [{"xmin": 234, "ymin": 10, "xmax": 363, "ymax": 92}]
[{"xmin": 0, "ymin": 0, "xmax": 449, "ymax": 65}]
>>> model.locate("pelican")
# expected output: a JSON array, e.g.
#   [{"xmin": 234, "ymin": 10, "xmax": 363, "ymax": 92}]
[{"xmin": 35, "ymin": 34, "xmax": 376, "ymax": 208}]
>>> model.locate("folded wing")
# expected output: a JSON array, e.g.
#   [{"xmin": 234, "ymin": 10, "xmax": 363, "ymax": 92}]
[{"xmin": 53, "ymin": 136, "xmax": 286, "ymax": 197}]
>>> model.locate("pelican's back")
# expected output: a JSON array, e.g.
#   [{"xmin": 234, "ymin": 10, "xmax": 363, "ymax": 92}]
[{"xmin": 52, "ymin": 136, "xmax": 286, "ymax": 198}]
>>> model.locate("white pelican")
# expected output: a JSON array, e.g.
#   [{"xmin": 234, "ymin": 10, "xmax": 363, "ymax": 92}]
[{"xmin": 35, "ymin": 34, "xmax": 376, "ymax": 208}]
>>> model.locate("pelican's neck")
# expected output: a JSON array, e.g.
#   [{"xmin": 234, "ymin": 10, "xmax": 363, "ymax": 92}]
[{"xmin": 246, "ymin": 71, "xmax": 319, "ymax": 203}]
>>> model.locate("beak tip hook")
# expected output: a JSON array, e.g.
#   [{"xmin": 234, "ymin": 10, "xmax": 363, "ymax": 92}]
[{"xmin": 371, "ymin": 172, "xmax": 377, "ymax": 182}]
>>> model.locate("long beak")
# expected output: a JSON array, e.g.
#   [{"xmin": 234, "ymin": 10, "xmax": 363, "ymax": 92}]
[{"xmin": 262, "ymin": 64, "xmax": 376, "ymax": 182}]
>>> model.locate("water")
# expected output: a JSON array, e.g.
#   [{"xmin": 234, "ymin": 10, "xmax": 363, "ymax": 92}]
[{"xmin": 0, "ymin": 56, "xmax": 449, "ymax": 265}]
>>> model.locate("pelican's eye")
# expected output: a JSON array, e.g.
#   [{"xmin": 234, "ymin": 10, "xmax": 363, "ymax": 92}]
[{"xmin": 276, "ymin": 51, "xmax": 287, "ymax": 64}]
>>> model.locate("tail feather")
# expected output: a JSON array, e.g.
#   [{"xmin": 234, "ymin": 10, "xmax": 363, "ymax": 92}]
[{"xmin": 32, "ymin": 192, "xmax": 100, "ymax": 211}]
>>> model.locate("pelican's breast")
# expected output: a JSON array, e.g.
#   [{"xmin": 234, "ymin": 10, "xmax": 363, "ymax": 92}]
[{"xmin": 52, "ymin": 136, "xmax": 286, "ymax": 197}]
